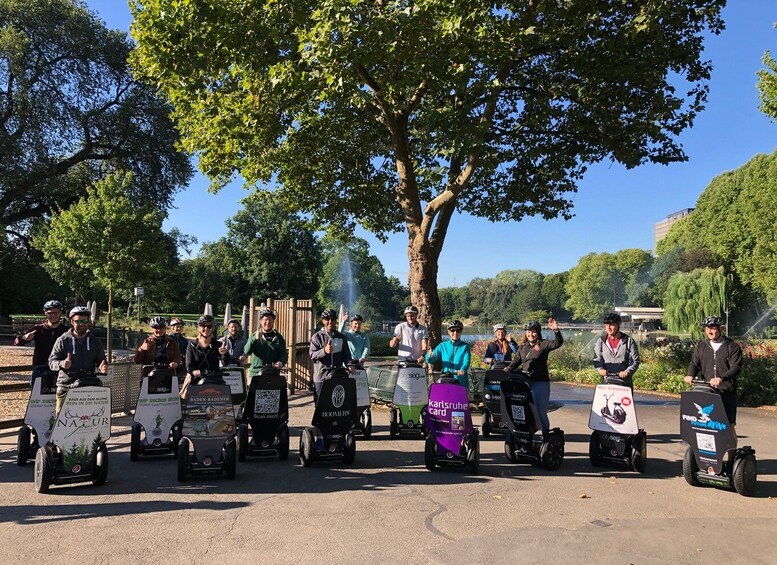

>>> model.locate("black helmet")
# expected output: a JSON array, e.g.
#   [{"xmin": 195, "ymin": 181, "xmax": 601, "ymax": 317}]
[
  {"xmin": 69, "ymin": 306, "xmax": 91, "ymax": 319},
  {"xmin": 447, "ymin": 320, "xmax": 463, "ymax": 331},
  {"xmin": 43, "ymin": 300, "xmax": 63, "ymax": 311},
  {"xmin": 524, "ymin": 321, "xmax": 542, "ymax": 332},
  {"xmin": 603, "ymin": 312, "xmax": 622, "ymax": 324},
  {"xmin": 403, "ymin": 305, "xmax": 419, "ymax": 315},
  {"xmin": 701, "ymin": 316, "xmax": 723, "ymax": 328},
  {"xmin": 149, "ymin": 316, "xmax": 166, "ymax": 329},
  {"xmin": 350, "ymin": 314, "xmax": 363, "ymax": 322},
  {"xmin": 226, "ymin": 318, "xmax": 240, "ymax": 326},
  {"xmin": 197, "ymin": 315, "xmax": 215, "ymax": 326},
  {"xmin": 258, "ymin": 308, "xmax": 276, "ymax": 319},
  {"xmin": 321, "ymin": 308, "xmax": 337, "ymax": 320}
]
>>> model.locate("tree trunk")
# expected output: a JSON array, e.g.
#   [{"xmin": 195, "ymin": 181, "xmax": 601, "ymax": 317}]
[
  {"xmin": 408, "ymin": 237, "xmax": 442, "ymax": 347},
  {"xmin": 107, "ymin": 282, "xmax": 113, "ymax": 363}
]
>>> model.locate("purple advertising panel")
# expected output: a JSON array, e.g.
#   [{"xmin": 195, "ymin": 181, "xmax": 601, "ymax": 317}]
[{"xmin": 425, "ymin": 382, "xmax": 472, "ymax": 454}]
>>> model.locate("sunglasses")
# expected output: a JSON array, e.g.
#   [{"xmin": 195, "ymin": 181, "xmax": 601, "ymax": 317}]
[
  {"xmin": 73, "ymin": 319, "xmax": 90, "ymax": 325},
  {"xmin": 199, "ymin": 325, "xmax": 214, "ymax": 329},
  {"xmin": 449, "ymin": 329, "xmax": 462, "ymax": 333}
]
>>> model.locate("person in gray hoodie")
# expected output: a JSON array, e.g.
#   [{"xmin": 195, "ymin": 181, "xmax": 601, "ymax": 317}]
[
  {"xmin": 49, "ymin": 306, "xmax": 108, "ymax": 413},
  {"xmin": 593, "ymin": 312, "xmax": 640, "ymax": 390}
]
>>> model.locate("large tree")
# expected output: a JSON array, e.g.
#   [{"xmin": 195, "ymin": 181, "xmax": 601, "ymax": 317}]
[
  {"xmin": 130, "ymin": 0, "xmax": 725, "ymax": 344},
  {"xmin": 0, "ymin": 0, "xmax": 192, "ymax": 242},
  {"xmin": 32, "ymin": 172, "xmax": 170, "ymax": 359}
]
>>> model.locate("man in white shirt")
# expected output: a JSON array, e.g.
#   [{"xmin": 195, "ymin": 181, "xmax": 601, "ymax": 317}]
[{"xmin": 389, "ymin": 305, "xmax": 428, "ymax": 363}]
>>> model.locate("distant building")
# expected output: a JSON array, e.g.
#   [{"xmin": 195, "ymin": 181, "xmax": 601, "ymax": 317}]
[{"xmin": 653, "ymin": 208, "xmax": 694, "ymax": 254}]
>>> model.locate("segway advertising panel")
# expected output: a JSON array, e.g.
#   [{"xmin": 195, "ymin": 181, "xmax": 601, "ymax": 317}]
[
  {"xmin": 18, "ymin": 371, "xmax": 58, "ymax": 465},
  {"xmin": 680, "ymin": 386, "xmax": 737, "ymax": 477},
  {"xmin": 221, "ymin": 366, "xmax": 247, "ymax": 414},
  {"xmin": 178, "ymin": 377, "xmax": 237, "ymax": 480},
  {"xmin": 299, "ymin": 373, "xmax": 357, "ymax": 466},
  {"xmin": 35, "ymin": 381, "xmax": 111, "ymax": 493},
  {"xmin": 131, "ymin": 365, "xmax": 182, "ymax": 460},
  {"xmin": 350, "ymin": 363, "xmax": 372, "ymax": 439},
  {"xmin": 500, "ymin": 374, "xmax": 564, "ymax": 470},
  {"xmin": 588, "ymin": 379, "xmax": 646, "ymax": 472},
  {"xmin": 424, "ymin": 377, "xmax": 479, "ymax": 473},
  {"xmin": 390, "ymin": 360, "xmax": 428, "ymax": 438},
  {"xmin": 237, "ymin": 366, "xmax": 289, "ymax": 460},
  {"xmin": 481, "ymin": 369, "xmax": 508, "ymax": 437}
]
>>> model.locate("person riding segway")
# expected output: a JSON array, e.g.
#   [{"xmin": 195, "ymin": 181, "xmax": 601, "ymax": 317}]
[
  {"xmin": 589, "ymin": 313, "xmax": 647, "ymax": 472},
  {"xmin": 36, "ymin": 306, "xmax": 111, "ymax": 492},
  {"xmin": 14, "ymin": 300, "xmax": 68, "ymax": 388},
  {"xmin": 309, "ymin": 309, "xmax": 354, "ymax": 403},
  {"xmin": 680, "ymin": 316, "xmax": 755, "ymax": 496},
  {"xmin": 481, "ymin": 323, "xmax": 516, "ymax": 437}
]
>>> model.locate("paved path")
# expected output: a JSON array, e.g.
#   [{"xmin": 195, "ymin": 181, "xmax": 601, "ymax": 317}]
[{"xmin": 1, "ymin": 383, "xmax": 776, "ymax": 564}]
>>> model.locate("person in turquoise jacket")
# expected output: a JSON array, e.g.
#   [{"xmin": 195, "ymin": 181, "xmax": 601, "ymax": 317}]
[
  {"xmin": 425, "ymin": 320, "xmax": 471, "ymax": 388},
  {"xmin": 338, "ymin": 312, "xmax": 371, "ymax": 364}
]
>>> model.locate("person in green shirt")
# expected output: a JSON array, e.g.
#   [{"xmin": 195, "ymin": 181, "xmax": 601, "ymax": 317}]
[
  {"xmin": 243, "ymin": 308, "xmax": 288, "ymax": 378},
  {"xmin": 338, "ymin": 313, "xmax": 371, "ymax": 365}
]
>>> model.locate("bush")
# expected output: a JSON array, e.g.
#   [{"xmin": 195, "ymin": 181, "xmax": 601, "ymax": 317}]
[{"xmin": 368, "ymin": 333, "xmax": 394, "ymax": 357}]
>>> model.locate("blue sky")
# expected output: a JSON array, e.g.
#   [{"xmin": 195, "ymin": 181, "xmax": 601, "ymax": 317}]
[{"xmin": 88, "ymin": 1, "xmax": 776, "ymax": 287}]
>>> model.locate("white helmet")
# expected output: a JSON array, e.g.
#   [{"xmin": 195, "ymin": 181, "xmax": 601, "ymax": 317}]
[{"xmin": 493, "ymin": 323, "xmax": 506, "ymax": 332}]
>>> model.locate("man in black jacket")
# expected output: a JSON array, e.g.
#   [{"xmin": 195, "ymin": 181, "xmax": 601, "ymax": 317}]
[{"xmin": 684, "ymin": 316, "xmax": 742, "ymax": 426}]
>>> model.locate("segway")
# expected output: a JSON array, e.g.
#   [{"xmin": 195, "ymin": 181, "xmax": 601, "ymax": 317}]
[
  {"xmin": 588, "ymin": 375, "xmax": 647, "ymax": 472},
  {"xmin": 17, "ymin": 370, "xmax": 58, "ymax": 465},
  {"xmin": 349, "ymin": 361, "xmax": 372, "ymax": 439},
  {"xmin": 177, "ymin": 371, "xmax": 237, "ymax": 481},
  {"xmin": 389, "ymin": 359, "xmax": 428, "ymax": 439},
  {"xmin": 130, "ymin": 364, "xmax": 182, "ymax": 461},
  {"xmin": 424, "ymin": 374, "xmax": 479, "ymax": 473},
  {"xmin": 299, "ymin": 368, "xmax": 357, "ymax": 467},
  {"xmin": 680, "ymin": 378, "xmax": 756, "ymax": 497},
  {"xmin": 236, "ymin": 365, "xmax": 289, "ymax": 461},
  {"xmin": 500, "ymin": 372, "xmax": 564, "ymax": 470},
  {"xmin": 481, "ymin": 361, "xmax": 509, "ymax": 437},
  {"xmin": 34, "ymin": 372, "xmax": 111, "ymax": 493}
]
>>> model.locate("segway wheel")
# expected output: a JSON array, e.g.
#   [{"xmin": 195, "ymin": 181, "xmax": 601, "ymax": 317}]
[
  {"xmin": 733, "ymin": 454, "xmax": 757, "ymax": 497},
  {"xmin": 424, "ymin": 435, "xmax": 436, "ymax": 471},
  {"xmin": 34, "ymin": 445, "xmax": 53, "ymax": 494},
  {"xmin": 278, "ymin": 423, "xmax": 290, "ymax": 461},
  {"xmin": 171, "ymin": 421, "xmax": 182, "ymax": 452},
  {"xmin": 467, "ymin": 435, "xmax": 480, "ymax": 475},
  {"xmin": 420, "ymin": 405, "xmax": 428, "ymax": 438},
  {"xmin": 540, "ymin": 434, "xmax": 565, "ymax": 471},
  {"xmin": 224, "ymin": 440, "xmax": 237, "ymax": 479},
  {"xmin": 362, "ymin": 409, "xmax": 372, "ymax": 440},
  {"xmin": 630, "ymin": 433, "xmax": 647, "ymax": 474},
  {"xmin": 481, "ymin": 409, "xmax": 492, "ymax": 438},
  {"xmin": 504, "ymin": 434, "xmax": 517, "ymax": 463},
  {"xmin": 299, "ymin": 428, "xmax": 314, "ymax": 468},
  {"xmin": 177, "ymin": 438, "xmax": 190, "ymax": 482},
  {"xmin": 17, "ymin": 426, "xmax": 31, "ymax": 466},
  {"xmin": 92, "ymin": 443, "xmax": 109, "ymax": 486},
  {"xmin": 236, "ymin": 424, "xmax": 249, "ymax": 462},
  {"xmin": 130, "ymin": 422, "xmax": 141, "ymax": 462},
  {"xmin": 343, "ymin": 432, "xmax": 356, "ymax": 464},
  {"xmin": 389, "ymin": 409, "xmax": 398, "ymax": 439},
  {"xmin": 588, "ymin": 431, "xmax": 602, "ymax": 467},
  {"xmin": 682, "ymin": 446, "xmax": 700, "ymax": 487}
]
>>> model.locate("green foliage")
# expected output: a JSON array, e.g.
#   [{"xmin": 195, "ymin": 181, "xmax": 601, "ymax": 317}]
[
  {"xmin": 658, "ymin": 151, "xmax": 777, "ymax": 312},
  {"xmin": 367, "ymin": 333, "xmax": 394, "ymax": 357},
  {"xmin": 758, "ymin": 50, "xmax": 777, "ymax": 123},
  {"xmin": 565, "ymin": 249, "xmax": 653, "ymax": 321},
  {"xmin": 178, "ymin": 192, "xmax": 322, "ymax": 311},
  {"xmin": 130, "ymin": 0, "xmax": 725, "ymax": 338},
  {"xmin": 663, "ymin": 267, "xmax": 730, "ymax": 336},
  {"xmin": 0, "ymin": 0, "xmax": 192, "ymax": 240},
  {"xmin": 317, "ymin": 236, "xmax": 403, "ymax": 321}
]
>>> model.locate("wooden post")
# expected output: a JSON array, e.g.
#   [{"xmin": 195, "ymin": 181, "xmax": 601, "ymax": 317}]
[
  {"xmin": 249, "ymin": 297, "xmax": 256, "ymax": 336},
  {"xmin": 288, "ymin": 298, "xmax": 297, "ymax": 394}
]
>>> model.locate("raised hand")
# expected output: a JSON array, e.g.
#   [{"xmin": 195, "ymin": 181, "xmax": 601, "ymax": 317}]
[{"xmin": 62, "ymin": 352, "xmax": 72, "ymax": 369}]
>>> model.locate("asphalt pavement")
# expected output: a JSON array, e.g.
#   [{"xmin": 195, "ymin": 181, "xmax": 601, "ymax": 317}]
[{"xmin": 1, "ymin": 382, "xmax": 776, "ymax": 564}]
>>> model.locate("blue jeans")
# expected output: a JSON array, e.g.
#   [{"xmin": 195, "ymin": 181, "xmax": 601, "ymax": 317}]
[{"xmin": 531, "ymin": 381, "xmax": 550, "ymax": 437}]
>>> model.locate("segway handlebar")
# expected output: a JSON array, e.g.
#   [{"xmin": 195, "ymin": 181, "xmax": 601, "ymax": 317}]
[
  {"xmin": 195, "ymin": 370, "xmax": 226, "ymax": 385},
  {"xmin": 70, "ymin": 371, "xmax": 106, "ymax": 388},
  {"xmin": 603, "ymin": 374, "xmax": 626, "ymax": 386}
]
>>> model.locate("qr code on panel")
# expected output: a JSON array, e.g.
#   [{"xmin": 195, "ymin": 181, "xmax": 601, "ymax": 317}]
[
  {"xmin": 254, "ymin": 390, "xmax": 280, "ymax": 414},
  {"xmin": 696, "ymin": 432, "xmax": 716, "ymax": 453},
  {"xmin": 511, "ymin": 405, "xmax": 526, "ymax": 422}
]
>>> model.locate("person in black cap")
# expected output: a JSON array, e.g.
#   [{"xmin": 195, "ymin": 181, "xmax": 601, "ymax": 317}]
[{"xmin": 309, "ymin": 308, "xmax": 353, "ymax": 402}]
